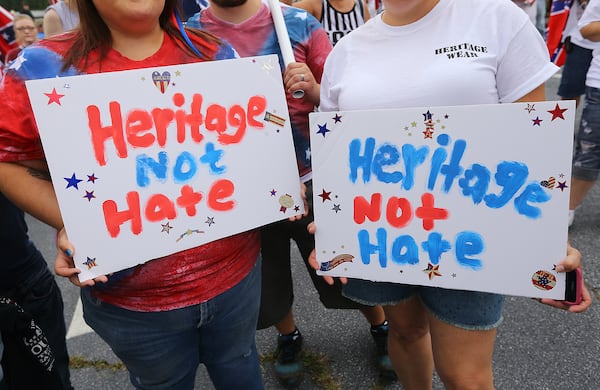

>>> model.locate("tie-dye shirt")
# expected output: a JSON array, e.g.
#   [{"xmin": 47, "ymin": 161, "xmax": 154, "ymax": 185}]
[
  {"xmin": 0, "ymin": 31, "xmax": 260, "ymax": 312},
  {"xmin": 187, "ymin": 3, "xmax": 332, "ymax": 181}
]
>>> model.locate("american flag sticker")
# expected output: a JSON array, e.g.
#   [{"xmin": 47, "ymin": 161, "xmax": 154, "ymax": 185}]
[{"xmin": 264, "ymin": 111, "xmax": 286, "ymax": 127}]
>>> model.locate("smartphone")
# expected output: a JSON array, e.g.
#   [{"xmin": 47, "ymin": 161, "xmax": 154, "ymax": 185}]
[{"xmin": 563, "ymin": 268, "xmax": 583, "ymax": 305}]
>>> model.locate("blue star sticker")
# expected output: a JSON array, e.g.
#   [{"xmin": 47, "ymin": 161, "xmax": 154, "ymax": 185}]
[
  {"xmin": 317, "ymin": 123, "xmax": 331, "ymax": 137},
  {"xmin": 332, "ymin": 114, "xmax": 342, "ymax": 123},
  {"xmin": 64, "ymin": 173, "xmax": 83, "ymax": 189}
]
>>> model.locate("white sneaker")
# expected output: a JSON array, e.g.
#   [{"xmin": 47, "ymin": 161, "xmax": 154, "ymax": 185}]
[{"xmin": 568, "ymin": 209, "xmax": 575, "ymax": 227}]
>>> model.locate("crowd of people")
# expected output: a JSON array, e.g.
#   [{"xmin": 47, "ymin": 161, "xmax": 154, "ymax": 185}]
[{"xmin": 0, "ymin": 0, "xmax": 595, "ymax": 389}]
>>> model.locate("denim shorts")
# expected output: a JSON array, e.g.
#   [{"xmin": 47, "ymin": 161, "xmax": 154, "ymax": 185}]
[
  {"xmin": 342, "ymin": 279, "xmax": 505, "ymax": 331},
  {"xmin": 573, "ymin": 86, "xmax": 600, "ymax": 181},
  {"xmin": 558, "ymin": 43, "xmax": 593, "ymax": 99}
]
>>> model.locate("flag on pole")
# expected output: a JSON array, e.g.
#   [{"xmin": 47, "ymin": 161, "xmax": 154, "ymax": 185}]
[
  {"xmin": 0, "ymin": 5, "xmax": 17, "ymax": 61},
  {"xmin": 547, "ymin": 0, "xmax": 574, "ymax": 66}
]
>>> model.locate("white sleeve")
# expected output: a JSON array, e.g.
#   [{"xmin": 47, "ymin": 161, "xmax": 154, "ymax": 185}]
[
  {"xmin": 579, "ymin": 0, "xmax": 600, "ymax": 30},
  {"xmin": 496, "ymin": 19, "xmax": 559, "ymax": 103}
]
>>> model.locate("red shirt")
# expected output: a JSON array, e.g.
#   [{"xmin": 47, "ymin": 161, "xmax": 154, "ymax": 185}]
[{"xmin": 0, "ymin": 32, "xmax": 259, "ymax": 311}]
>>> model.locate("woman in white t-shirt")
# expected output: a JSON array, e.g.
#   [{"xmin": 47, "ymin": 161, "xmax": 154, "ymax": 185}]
[{"xmin": 310, "ymin": 0, "xmax": 593, "ymax": 388}]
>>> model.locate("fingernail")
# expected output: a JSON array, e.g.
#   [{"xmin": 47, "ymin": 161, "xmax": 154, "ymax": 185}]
[
  {"xmin": 65, "ymin": 249, "xmax": 72, "ymax": 257},
  {"xmin": 556, "ymin": 265, "xmax": 565, "ymax": 272}
]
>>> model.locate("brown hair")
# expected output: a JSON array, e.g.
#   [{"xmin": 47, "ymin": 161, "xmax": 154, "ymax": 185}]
[{"xmin": 60, "ymin": 0, "xmax": 221, "ymax": 71}]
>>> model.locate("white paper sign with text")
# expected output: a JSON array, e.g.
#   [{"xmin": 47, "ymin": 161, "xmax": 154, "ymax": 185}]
[
  {"xmin": 27, "ymin": 55, "xmax": 303, "ymax": 282},
  {"xmin": 309, "ymin": 101, "xmax": 575, "ymax": 299}
]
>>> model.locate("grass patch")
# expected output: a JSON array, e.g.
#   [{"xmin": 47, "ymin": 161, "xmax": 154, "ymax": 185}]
[
  {"xmin": 69, "ymin": 355, "xmax": 126, "ymax": 371},
  {"xmin": 261, "ymin": 350, "xmax": 342, "ymax": 389}
]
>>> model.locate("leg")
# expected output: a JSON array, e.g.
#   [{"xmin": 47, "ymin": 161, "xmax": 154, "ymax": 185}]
[
  {"xmin": 569, "ymin": 177, "xmax": 596, "ymax": 210},
  {"xmin": 358, "ymin": 305, "xmax": 386, "ymax": 325},
  {"xmin": 19, "ymin": 267, "xmax": 73, "ymax": 390},
  {"xmin": 419, "ymin": 287, "xmax": 504, "ymax": 390},
  {"xmin": 257, "ymin": 220, "xmax": 293, "ymax": 330},
  {"xmin": 81, "ymin": 288, "xmax": 201, "ymax": 389},
  {"xmin": 428, "ymin": 314, "xmax": 496, "ymax": 390},
  {"xmin": 200, "ymin": 260, "xmax": 263, "ymax": 390},
  {"xmin": 274, "ymin": 309, "xmax": 296, "ymax": 335},
  {"xmin": 570, "ymin": 86, "xmax": 600, "ymax": 222},
  {"xmin": 383, "ymin": 298, "xmax": 433, "ymax": 390}
]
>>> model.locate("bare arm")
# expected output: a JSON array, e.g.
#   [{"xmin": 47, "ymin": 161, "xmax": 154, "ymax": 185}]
[
  {"xmin": 580, "ymin": 20, "xmax": 600, "ymax": 42},
  {"xmin": 0, "ymin": 160, "xmax": 63, "ymax": 229},
  {"xmin": 43, "ymin": 9, "xmax": 64, "ymax": 37},
  {"xmin": 293, "ymin": 0, "xmax": 322, "ymax": 21}
]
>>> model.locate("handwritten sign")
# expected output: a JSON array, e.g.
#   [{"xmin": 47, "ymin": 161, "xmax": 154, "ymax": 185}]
[
  {"xmin": 26, "ymin": 55, "xmax": 303, "ymax": 281},
  {"xmin": 309, "ymin": 102, "xmax": 575, "ymax": 299}
]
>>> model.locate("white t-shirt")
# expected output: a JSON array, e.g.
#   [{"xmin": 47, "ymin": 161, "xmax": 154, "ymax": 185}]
[
  {"xmin": 565, "ymin": 1, "xmax": 597, "ymax": 49},
  {"xmin": 320, "ymin": 0, "xmax": 558, "ymax": 112},
  {"xmin": 579, "ymin": 0, "xmax": 600, "ymax": 88}
]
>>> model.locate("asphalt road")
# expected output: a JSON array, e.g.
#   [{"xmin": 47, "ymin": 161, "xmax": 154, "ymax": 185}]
[{"xmin": 25, "ymin": 71, "xmax": 600, "ymax": 389}]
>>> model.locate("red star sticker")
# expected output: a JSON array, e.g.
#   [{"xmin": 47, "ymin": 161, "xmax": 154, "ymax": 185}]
[
  {"xmin": 532, "ymin": 116, "xmax": 543, "ymax": 126},
  {"xmin": 318, "ymin": 189, "xmax": 332, "ymax": 202},
  {"xmin": 547, "ymin": 104, "xmax": 567, "ymax": 121},
  {"xmin": 423, "ymin": 128, "xmax": 434, "ymax": 139},
  {"xmin": 423, "ymin": 263, "xmax": 442, "ymax": 280},
  {"xmin": 44, "ymin": 88, "xmax": 65, "ymax": 105}
]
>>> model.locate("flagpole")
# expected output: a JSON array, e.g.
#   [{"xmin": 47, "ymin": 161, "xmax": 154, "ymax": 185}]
[{"xmin": 267, "ymin": 0, "xmax": 304, "ymax": 99}]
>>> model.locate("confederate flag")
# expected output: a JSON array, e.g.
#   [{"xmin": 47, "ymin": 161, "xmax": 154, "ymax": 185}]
[
  {"xmin": 547, "ymin": 0, "xmax": 574, "ymax": 66},
  {"xmin": 0, "ymin": 5, "xmax": 17, "ymax": 61}
]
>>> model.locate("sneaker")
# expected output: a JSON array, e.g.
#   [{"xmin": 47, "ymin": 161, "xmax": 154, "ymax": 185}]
[
  {"xmin": 568, "ymin": 209, "xmax": 575, "ymax": 227},
  {"xmin": 370, "ymin": 321, "xmax": 397, "ymax": 381},
  {"xmin": 273, "ymin": 328, "xmax": 304, "ymax": 388}
]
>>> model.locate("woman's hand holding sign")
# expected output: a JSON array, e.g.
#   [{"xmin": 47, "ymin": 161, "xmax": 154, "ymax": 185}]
[{"xmin": 55, "ymin": 227, "xmax": 108, "ymax": 287}]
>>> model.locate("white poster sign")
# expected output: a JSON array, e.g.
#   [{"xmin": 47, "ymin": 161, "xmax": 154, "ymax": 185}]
[
  {"xmin": 309, "ymin": 101, "xmax": 575, "ymax": 299},
  {"xmin": 27, "ymin": 55, "xmax": 303, "ymax": 281}
]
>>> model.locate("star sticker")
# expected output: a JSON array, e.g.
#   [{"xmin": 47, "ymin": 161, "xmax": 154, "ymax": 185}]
[
  {"xmin": 532, "ymin": 116, "xmax": 543, "ymax": 126},
  {"xmin": 317, "ymin": 123, "xmax": 331, "ymax": 137},
  {"xmin": 548, "ymin": 103, "xmax": 568, "ymax": 120},
  {"xmin": 524, "ymin": 103, "xmax": 536, "ymax": 113},
  {"xmin": 305, "ymin": 147, "xmax": 311, "ymax": 161},
  {"xmin": 318, "ymin": 189, "xmax": 332, "ymax": 202},
  {"xmin": 262, "ymin": 59, "xmax": 275, "ymax": 73},
  {"xmin": 87, "ymin": 173, "xmax": 98, "ymax": 183},
  {"xmin": 175, "ymin": 70, "xmax": 181, "ymax": 76},
  {"xmin": 64, "ymin": 173, "xmax": 83, "ymax": 189},
  {"xmin": 161, "ymin": 222, "xmax": 173, "ymax": 234},
  {"xmin": 83, "ymin": 257, "xmax": 97, "ymax": 269},
  {"xmin": 83, "ymin": 190, "xmax": 95, "ymax": 202},
  {"xmin": 423, "ymin": 263, "xmax": 442, "ymax": 280},
  {"xmin": 332, "ymin": 113, "xmax": 342, "ymax": 123},
  {"xmin": 332, "ymin": 204, "xmax": 341, "ymax": 213},
  {"xmin": 44, "ymin": 88, "xmax": 65, "ymax": 105},
  {"xmin": 205, "ymin": 216, "xmax": 215, "ymax": 226},
  {"xmin": 423, "ymin": 128, "xmax": 434, "ymax": 139},
  {"xmin": 270, "ymin": 189, "xmax": 277, "ymax": 196},
  {"xmin": 411, "ymin": 121, "xmax": 417, "ymax": 127},
  {"xmin": 557, "ymin": 181, "xmax": 568, "ymax": 191},
  {"xmin": 444, "ymin": 114, "xmax": 449, "ymax": 119},
  {"xmin": 294, "ymin": 205, "xmax": 300, "ymax": 212},
  {"xmin": 63, "ymin": 83, "xmax": 71, "ymax": 89}
]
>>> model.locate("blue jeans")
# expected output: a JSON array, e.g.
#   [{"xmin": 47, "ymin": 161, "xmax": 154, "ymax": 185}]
[{"xmin": 81, "ymin": 259, "xmax": 263, "ymax": 390}]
